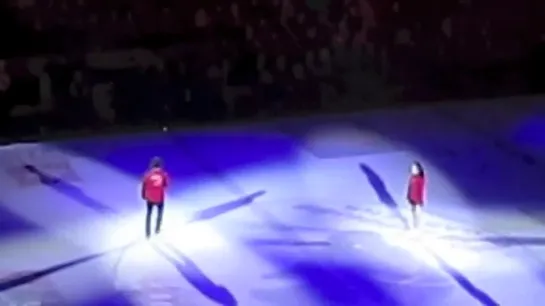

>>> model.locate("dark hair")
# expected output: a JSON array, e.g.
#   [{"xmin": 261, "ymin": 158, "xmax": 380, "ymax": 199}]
[
  {"xmin": 150, "ymin": 157, "xmax": 163, "ymax": 168},
  {"xmin": 412, "ymin": 161, "xmax": 424, "ymax": 176}
]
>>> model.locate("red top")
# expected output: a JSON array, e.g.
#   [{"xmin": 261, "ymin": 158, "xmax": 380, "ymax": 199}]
[
  {"xmin": 407, "ymin": 174, "xmax": 425, "ymax": 205},
  {"xmin": 142, "ymin": 168, "xmax": 169, "ymax": 203}
]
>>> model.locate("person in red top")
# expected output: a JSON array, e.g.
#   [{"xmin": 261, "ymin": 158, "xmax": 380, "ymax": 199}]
[
  {"xmin": 407, "ymin": 161, "xmax": 425, "ymax": 229},
  {"xmin": 142, "ymin": 157, "xmax": 169, "ymax": 238}
]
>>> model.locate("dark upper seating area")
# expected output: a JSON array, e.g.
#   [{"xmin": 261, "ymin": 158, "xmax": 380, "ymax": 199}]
[{"xmin": 1, "ymin": 0, "xmax": 544, "ymax": 139}]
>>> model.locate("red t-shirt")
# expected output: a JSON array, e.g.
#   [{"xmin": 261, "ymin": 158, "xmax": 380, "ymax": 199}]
[
  {"xmin": 407, "ymin": 174, "xmax": 425, "ymax": 205},
  {"xmin": 142, "ymin": 168, "xmax": 169, "ymax": 204}
]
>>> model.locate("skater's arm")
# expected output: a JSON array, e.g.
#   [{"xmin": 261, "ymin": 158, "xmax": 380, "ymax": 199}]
[
  {"xmin": 421, "ymin": 178, "xmax": 426, "ymax": 205},
  {"xmin": 414, "ymin": 176, "xmax": 425, "ymax": 205},
  {"xmin": 141, "ymin": 175, "xmax": 147, "ymax": 200},
  {"xmin": 405, "ymin": 180, "xmax": 412, "ymax": 201},
  {"xmin": 163, "ymin": 172, "xmax": 169, "ymax": 188}
]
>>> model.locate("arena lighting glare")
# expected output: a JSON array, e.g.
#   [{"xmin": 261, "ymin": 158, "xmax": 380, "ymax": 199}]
[
  {"xmin": 107, "ymin": 207, "xmax": 226, "ymax": 255},
  {"xmin": 296, "ymin": 124, "xmax": 531, "ymax": 275},
  {"xmin": 379, "ymin": 228, "xmax": 481, "ymax": 270},
  {"xmin": 157, "ymin": 221, "xmax": 227, "ymax": 251}
]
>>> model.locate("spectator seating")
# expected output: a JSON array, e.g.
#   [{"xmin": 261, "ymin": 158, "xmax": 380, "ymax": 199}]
[{"xmin": 1, "ymin": 0, "xmax": 543, "ymax": 139}]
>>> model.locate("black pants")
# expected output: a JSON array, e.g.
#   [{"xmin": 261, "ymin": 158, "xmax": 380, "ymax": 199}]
[{"xmin": 145, "ymin": 201, "xmax": 164, "ymax": 237}]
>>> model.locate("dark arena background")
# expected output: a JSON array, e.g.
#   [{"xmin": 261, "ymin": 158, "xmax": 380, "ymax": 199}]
[{"xmin": 2, "ymin": 0, "xmax": 545, "ymax": 305}]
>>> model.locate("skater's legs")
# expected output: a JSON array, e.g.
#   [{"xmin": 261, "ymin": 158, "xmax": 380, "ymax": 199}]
[
  {"xmin": 155, "ymin": 202, "xmax": 164, "ymax": 234},
  {"xmin": 145, "ymin": 202, "xmax": 153, "ymax": 238},
  {"xmin": 411, "ymin": 205, "xmax": 421, "ymax": 229}
]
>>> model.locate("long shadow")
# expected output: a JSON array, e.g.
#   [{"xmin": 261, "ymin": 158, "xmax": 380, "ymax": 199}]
[
  {"xmin": 152, "ymin": 240, "xmax": 238, "ymax": 306},
  {"xmin": 0, "ymin": 202, "xmax": 42, "ymax": 236},
  {"xmin": 248, "ymin": 215, "xmax": 494, "ymax": 305},
  {"xmin": 359, "ymin": 164, "xmax": 397, "ymax": 209},
  {"xmin": 0, "ymin": 240, "xmax": 139, "ymax": 292},
  {"xmin": 346, "ymin": 110, "xmax": 545, "ymax": 216},
  {"xmin": 359, "ymin": 163, "xmax": 409, "ymax": 229},
  {"xmin": 291, "ymin": 203, "xmax": 504, "ymax": 304},
  {"xmin": 421, "ymin": 232, "xmax": 545, "ymax": 290},
  {"xmin": 188, "ymin": 190, "xmax": 266, "ymax": 223},
  {"xmin": 422, "ymin": 244, "xmax": 500, "ymax": 306},
  {"xmin": 255, "ymin": 224, "xmax": 497, "ymax": 305},
  {"xmin": 445, "ymin": 234, "xmax": 545, "ymax": 280},
  {"xmin": 24, "ymin": 164, "xmax": 116, "ymax": 214},
  {"xmin": 442, "ymin": 235, "xmax": 545, "ymax": 247}
]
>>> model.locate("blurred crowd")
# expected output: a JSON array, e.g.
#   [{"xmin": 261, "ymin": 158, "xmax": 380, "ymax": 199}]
[{"xmin": 1, "ymin": 0, "xmax": 544, "ymax": 139}]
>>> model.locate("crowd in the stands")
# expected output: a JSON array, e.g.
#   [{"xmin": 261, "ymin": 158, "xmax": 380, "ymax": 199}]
[{"xmin": 1, "ymin": 0, "xmax": 544, "ymax": 138}]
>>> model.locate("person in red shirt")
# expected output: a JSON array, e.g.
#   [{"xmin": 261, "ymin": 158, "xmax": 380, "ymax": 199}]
[
  {"xmin": 142, "ymin": 157, "xmax": 169, "ymax": 238},
  {"xmin": 407, "ymin": 161, "xmax": 425, "ymax": 229}
]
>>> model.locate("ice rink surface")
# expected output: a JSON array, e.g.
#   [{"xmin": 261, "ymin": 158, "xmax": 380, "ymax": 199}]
[{"xmin": 2, "ymin": 97, "xmax": 545, "ymax": 305}]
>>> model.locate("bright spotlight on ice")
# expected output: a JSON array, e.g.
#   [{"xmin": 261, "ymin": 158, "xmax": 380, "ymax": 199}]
[
  {"xmin": 417, "ymin": 232, "xmax": 481, "ymax": 268},
  {"xmin": 158, "ymin": 222, "xmax": 227, "ymax": 252},
  {"xmin": 107, "ymin": 214, "xmax": 146, "ymax": 249},
  {"xmin": 105, "ymin": 210, "xmax": 226, "ymax": 255},
  {"xmin": 380, "ymin": 229, "xmax": 481, "ymax": 270}
]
